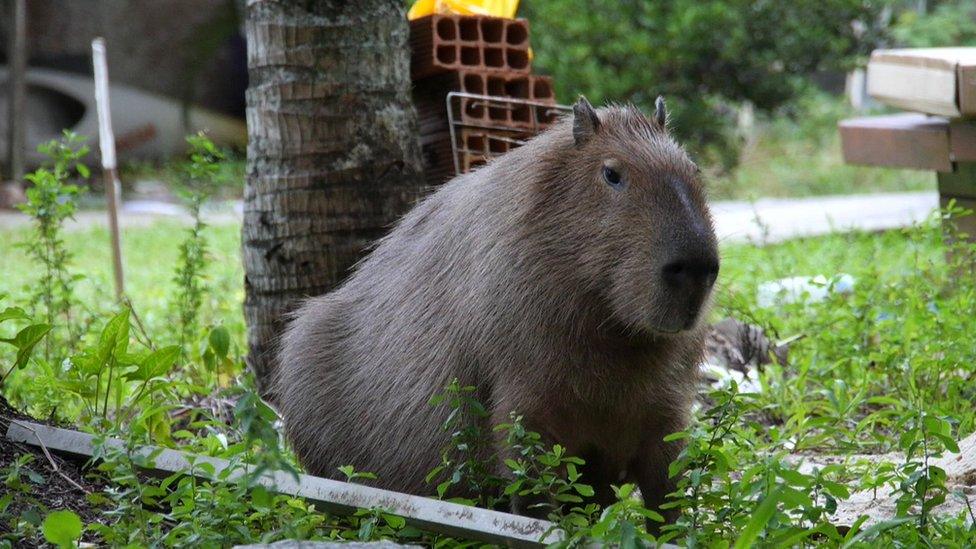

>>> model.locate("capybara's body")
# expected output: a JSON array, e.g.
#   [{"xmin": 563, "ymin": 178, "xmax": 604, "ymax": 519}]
[{"xmin": 276, "ymin": 99, "xmax": 719, "ymax": 516}]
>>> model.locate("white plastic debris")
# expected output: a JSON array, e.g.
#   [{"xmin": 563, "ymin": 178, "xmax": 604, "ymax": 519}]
[
  {"xmin": 757, "ymin": 274, "xmax": 855, "ymax": 308},
  {"xmin": 699, "ymin": 361, "xmax": 763, "ymax": 393}
]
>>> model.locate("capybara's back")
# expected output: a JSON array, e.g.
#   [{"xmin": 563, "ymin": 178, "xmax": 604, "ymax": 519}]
[{"xmin": 277, "ymin": 97, "xmax": 719, "ymax": 517}]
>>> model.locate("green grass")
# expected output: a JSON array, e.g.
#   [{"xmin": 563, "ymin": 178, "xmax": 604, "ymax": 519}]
[
  {"xmin": 2, "ymin": 207, "xmax": 975, "ymax": 546},
  {"xmin": 0, "ymin": 221, "xmax": 244, "ymax": 339},
  {"xmin": 709, "ymin": 93, "xmax": 934, "ymax": 200}
]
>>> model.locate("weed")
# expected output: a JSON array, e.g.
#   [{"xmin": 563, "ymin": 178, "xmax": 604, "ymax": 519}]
[
  {"xmin": 172, "ymin": 133, "xmax": 226, "ymax": 354},
  {"xmin": 1, "ymin": 129, "xmax": 974, "ymax": 546},
  {"xmin": 16, "ymin": 131, "xmax": 89, "ymax": 360}
]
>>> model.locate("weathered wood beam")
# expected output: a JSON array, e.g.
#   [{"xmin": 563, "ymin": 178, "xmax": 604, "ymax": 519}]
[
  {"xmin": 6, "ymin": 420, "xmax": 560, "ymax": 547},
  {"xmin": 5, "ymin": 0, "xmax": 27, "ymax": 182}
]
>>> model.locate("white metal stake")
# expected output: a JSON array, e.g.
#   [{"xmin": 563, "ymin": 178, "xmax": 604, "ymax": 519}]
[{"xmin": 91, "ymin": 37, "xmax": 125, "ymax": 299}]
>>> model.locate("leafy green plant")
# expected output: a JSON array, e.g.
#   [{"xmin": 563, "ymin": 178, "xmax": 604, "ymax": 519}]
[
  {"xmin": 0, "ymin": 304, "xmax": 51, "ymax": 386},
  {"xmin": 172, "ymin": 133, "xmax": 226, "ymax": 353},
  {"xmin": 426, "ymin": 379, "xmax": 506, "ymax": 507},
  {"xmin": 496, "ymin": 413, "xmax": 599, "ymax": 533},
  {"xmin": 16, "ymin": 131, "xmax": 89, "ymax": 359},
  {"xmin": 3, "ymin": 138, "xmax": 976, "ymax": 547},
  {"xmin": 41, "ymin": 510, "xmax": 83, "ymax": 549},
  {"xmin": 891, "ymin": 0, "xmax": 976, "ymax": 48}
]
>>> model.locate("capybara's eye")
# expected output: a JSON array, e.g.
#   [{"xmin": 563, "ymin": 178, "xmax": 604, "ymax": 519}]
[{"xmin": 603, "ymin": 166, "xmax": 623, "ymax": 188}]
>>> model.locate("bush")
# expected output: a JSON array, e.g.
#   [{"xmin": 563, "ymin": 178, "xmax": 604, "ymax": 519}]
[
  {"xmin": 523, "ymin": 0, "xmax": 887, "ymax": 167},
  {"xmin": 891, "ymin": 0, "xmax": 976, "ymax": 47}
]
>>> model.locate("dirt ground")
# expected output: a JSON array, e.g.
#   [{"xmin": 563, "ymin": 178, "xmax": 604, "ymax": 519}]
[{"xmin": 0, "ymin": 396, "xmax": 108, "ymax": 545}]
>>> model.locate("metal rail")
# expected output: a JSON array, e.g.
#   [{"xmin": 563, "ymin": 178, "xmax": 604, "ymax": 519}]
[{"xmin": 445, "ymin": 92, "xmax": 572, "ymax": 176}]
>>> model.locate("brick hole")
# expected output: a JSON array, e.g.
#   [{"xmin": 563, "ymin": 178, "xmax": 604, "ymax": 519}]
[
  {"xmin": 489, "ymin": 103, "xmax": 508, "ymax": 122},
  {"xmin": 484, "ymin": 47, "xmax": 505, "ymax": 68},
  {"xmin": 436, "ymin": 45, "xmax": 457, "ymax": 65},
  {"xmin": 463, "ymin": 73, "xmax": 485, "ymax": 94},
  {"xmin": 464, "ymin": 99, "xmax": 486, "ymax": 119},
  {"xmin": 460, "ymin": 46, "xmax": 480, "ymax": 66},
  {"xmin": 480, "ymin": 18, "xmax": 504, "ymax": 43},
  {"xmin": 488, "ymin": 136, "xmax": 508, "ymax": 153},
  {"xmin": 436, "ymin": 17, "xmax": 456, "ymax": 41},
  {"xmin": 505, "ymin": 77, "xmax": 530, "ymax": 99},
  {"xmin": 532, "ymin": 79, "xmax": 552, "ymax": 100},
  {"xmin": 536, "ymin": 107, "xmax": 559, "ymax": 126},
  {"xmin": 459, "ymin": 18, "xmax": 479, "ymax": 41},
  {"xmin": 466, "ymin": 134, "xmax": 487, "ymax": 154},
  {"xmin": 505, "ymin": 22, "xmax": 528, "ymax": 46},
  {"xmin": 486, "ymin": 77, "xmax": 507, "ymax": 119},
  {"xmin": 486, "ymin": 76, "xmax": 505, "ymax": 96},
  {"xmin": 506, "ymin": 49, "xmax": 529, "ymax": 71},
  {"xmin": 511, "ymin": 104, "xmax": 531, "ymax": 123}
]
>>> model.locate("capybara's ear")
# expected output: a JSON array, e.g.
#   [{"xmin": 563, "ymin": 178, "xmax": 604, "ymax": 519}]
[
  {"xmin": 653, "ymin": 96, "xmax": 668, "ymax": 131},
  {"xmin": 573, "ymin": 95, "xmax": 601, "ymax": 147}
]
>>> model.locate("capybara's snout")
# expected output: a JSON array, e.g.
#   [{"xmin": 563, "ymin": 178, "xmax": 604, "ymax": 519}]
[{"xmin": 658, "ymin": 242, "xmax": 719, "ymax": 331}]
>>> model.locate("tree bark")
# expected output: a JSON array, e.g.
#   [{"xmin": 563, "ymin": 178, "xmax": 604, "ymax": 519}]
[{"xmin": 243, "ymin": 0, "xmax": 425, "ymax": 400}]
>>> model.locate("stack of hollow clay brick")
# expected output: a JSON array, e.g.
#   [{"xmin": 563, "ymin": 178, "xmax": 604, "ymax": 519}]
[{"xmin": 410, "ymin": 14, "xmax": 559, "ymax": 186}]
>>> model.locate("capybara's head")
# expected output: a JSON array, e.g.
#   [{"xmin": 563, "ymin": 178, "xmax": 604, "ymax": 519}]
[{"xmin": 537, "ymin": 96, "xmax": 719, "ymax": 335}]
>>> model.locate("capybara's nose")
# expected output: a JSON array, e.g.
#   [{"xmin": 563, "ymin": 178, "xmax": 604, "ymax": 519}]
[{"xmin": 661, "ymin": 253, "xmax": 720, "ymax": 290}]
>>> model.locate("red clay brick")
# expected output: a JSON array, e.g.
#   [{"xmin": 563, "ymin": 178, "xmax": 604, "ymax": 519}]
[{"xmin": 411, "ymin": 15, "xmax": 532, "ymax": 78}]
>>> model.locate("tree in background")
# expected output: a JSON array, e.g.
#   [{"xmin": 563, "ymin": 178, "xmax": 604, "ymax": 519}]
[
  {"xmin": 891, "ymin": 0, "xmax": 976, "ymax": 47},
  {"xmin": 523, "ymin": 0, "xmax": 887, "ymax": 167},
  {"xmin": 243, "ymin": 0, "xmax": 425, "ymax": 399}
]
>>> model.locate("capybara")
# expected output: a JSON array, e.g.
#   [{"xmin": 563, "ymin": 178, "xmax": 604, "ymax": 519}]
[{"xmin": 276, "ymin": 96, "xmax": 719, "ymax": 519}]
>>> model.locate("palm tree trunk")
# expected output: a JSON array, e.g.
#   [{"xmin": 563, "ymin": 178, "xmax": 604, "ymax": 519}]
[{"xmin": 243, "ymin": 0, "xmax": 425, "ymax": 399}]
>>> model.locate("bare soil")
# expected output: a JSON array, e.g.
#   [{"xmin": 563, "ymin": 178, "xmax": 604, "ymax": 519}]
[{"xmin": 0, "ymin": 396, "xmax": 107, "ymax": 545}]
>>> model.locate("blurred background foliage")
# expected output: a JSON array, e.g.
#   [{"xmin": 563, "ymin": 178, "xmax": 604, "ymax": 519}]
[{"xmin": 522, "ymin": 0, "xmax": 976, "ymax": 169}]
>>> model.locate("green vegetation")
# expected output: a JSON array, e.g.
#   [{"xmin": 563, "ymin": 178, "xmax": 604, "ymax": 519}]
[
  {"xmin": 709, "ymin": 92, "xmax": 932, "ymax": 199},
  {"xmin": 3, "ymin": 1, "xmax": 973, "ymax": 546},
  {"xmin": 2, "ymin": 140, "xmax": 974, "ymax": 544},
  {"xmin": 891, "ymin": 0, "xmax": 976, "ymax": 47},
  {"xmin": 524, "ymin": 0, "xmax": 885, "ymax": 166}
]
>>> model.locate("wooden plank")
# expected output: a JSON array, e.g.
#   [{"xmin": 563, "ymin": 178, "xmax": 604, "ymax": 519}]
[
  {"xmin": 4, "ymin": 0, "xmax": 27, "ymax": 182},
  {"xmin": 949, "ymin": 121, "xmax": 976, "ymax": 162},
  {"xmin": 839, "ymin": 113, "xmax": 952, "ymax": 172},
  {"xmin": 5, "ymin": 420, "xmax": 561, "ymax": 547},
  {"xmin": 867, "ymin": 48, "xmax": 976, "ymax": 117}
]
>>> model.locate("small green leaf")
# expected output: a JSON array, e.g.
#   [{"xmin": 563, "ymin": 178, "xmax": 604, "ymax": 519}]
[
  {"xmin": 778, "ymin": 468, "xmax": 811, "ymax": 487},
  {"xmin": 0, "ymin": 307, "xmax": 30, "ymax": 324},
  {"xmin": 2, "ymin": 323, "xmax": 52, "ymax": 370},
  {"xmin": 42, "ymin": 510, "xmax": 82, "ymax": 548},
  {"xmin": 574, "ymin": 483, "xmax": 595, "ymax": 497},
  {"xmin": 821, "ymin": 479, "xmax": 851, "ymax": 500},
  {"xmin": 208, "ymin": 326, "xmax": 230, "ymax": 358},
  {"xmin": 734, "ymin": 487, "xmax": 782, "ymax": 549},
  {"xmin": 384, "ymin": 513, "xmax": 406, "ymax": 529},
  {"xmin": 125, "ymin": 345, "xmax": 180, "ymax": 381},
  {"xmin": 251, "ymin": 485, "xmax": 271, "ymax": 509}
]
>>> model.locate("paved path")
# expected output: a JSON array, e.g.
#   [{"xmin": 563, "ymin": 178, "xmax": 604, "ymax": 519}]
[
  {"xmin": 0, "ymin": 191, "xmax": 940, "ymax": 245},
  {"xmin": 711, "ymin": 191, "xmax": 938, "ymax": 244}
]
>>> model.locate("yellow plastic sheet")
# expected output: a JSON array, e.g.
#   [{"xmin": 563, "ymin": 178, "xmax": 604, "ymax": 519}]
[{"xmin": 408, "ymin": 0, "xmax": 520, "ymax": 20}]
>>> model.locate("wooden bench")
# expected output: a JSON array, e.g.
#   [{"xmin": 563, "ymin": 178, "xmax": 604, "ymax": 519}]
[{"xmin": 840, "ymin": 48, "xmax": 976, "ymax": 241}]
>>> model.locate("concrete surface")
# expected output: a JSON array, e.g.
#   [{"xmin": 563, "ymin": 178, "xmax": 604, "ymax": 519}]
[
  {"xmin": 710, "ymin": 191, "xmax": 939, "ymax": 244},
  {"xmin": 0, "ymin": 191, "xmax": 941, "ymax": 246}
]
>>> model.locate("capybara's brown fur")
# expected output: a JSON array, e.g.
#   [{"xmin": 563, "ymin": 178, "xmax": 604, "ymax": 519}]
[{"xmin": 276, "ymin": 97, "xmax": 719, "ymax": 519}]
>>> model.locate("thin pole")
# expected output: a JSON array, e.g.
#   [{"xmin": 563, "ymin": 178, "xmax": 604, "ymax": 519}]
[
  {"xmin": 91, "ymin": 38, "xmax": 125, "ymax": 299},
  {"xmin": 6, "ymin": 0, "xmax": 27, "ymax": 183}
]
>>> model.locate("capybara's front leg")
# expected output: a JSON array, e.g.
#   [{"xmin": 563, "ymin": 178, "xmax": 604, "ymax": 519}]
[{"xmin": 635, "ymin": 431, "xmax": 684, "ymax": 531}]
